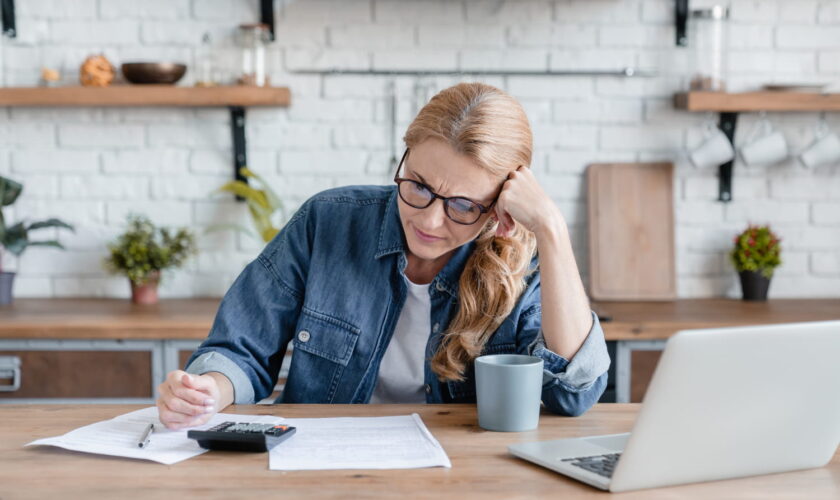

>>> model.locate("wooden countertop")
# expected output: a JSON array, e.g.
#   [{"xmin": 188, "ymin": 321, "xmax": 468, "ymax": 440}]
[
  {"xmin": 3, "ymin": 403, "xmax": 837, "ymax": 499},
  {"xmin": 1, "ymin": 298, "xmax": 838, "ymax": 341},
  {"xmin": 592, "ymin": 298, "xmax": 840, "ymax": 340},
  {"xmin": 0, "ymin": 298, "xmax": 220, "ymax": 340}
]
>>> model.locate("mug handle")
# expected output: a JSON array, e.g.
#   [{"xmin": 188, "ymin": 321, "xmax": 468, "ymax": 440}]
[
  {"xmin": 816, "ymin": 112, "xmax": 829, "ymax": 139},
  {"xmin": 742, "ymin": 111, "xmax": 772, "ymax": 146}
]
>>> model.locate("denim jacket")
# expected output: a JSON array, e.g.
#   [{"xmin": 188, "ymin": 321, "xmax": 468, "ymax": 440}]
[{"xmin": 186, "ymin": 185, "xmax": 610, "ymax": 416}]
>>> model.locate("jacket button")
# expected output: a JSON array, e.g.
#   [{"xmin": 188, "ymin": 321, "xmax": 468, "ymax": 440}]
[
  {"xmin": 435, "ymin": 282, "xmax": 445, "ymax": 292},
  {"xmin": 432, "ymin": 323, "xmax": 439, "ymax": 333},
  {"xmin": 297, "ymin": 330, "xmax": 311, "ymax": 343},
  {"xmin": 424, "ymin": 384, "xmax": 431, "ymax": 394}
]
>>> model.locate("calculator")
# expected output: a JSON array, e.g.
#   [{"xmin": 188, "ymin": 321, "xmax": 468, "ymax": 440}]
[{"xmin": 187, "ymin": 422, "xmax": 297, "ymax": 452}]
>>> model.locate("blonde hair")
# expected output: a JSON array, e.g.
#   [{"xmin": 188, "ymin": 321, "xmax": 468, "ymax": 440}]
[{"xmin": 403, "ymin": 82, "xmax": 538, "ymax": 382}]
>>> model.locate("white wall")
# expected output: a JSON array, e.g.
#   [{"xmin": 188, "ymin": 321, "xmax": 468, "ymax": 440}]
[{"xmin": 0, "ymin": 0, "xmax": 838, "ymax": 299}]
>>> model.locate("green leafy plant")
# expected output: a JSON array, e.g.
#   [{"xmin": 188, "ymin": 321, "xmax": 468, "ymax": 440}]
[
  {"xmin": 210, "ymin": 167, "xmax": 285, "ymax": 244},
  {"xmin": 0, "ymin": 174, "xmax": 74, "ymax": 273},
  {"xmin": 730, "ymin": 224, "xmax": 782, "ymax": 279},
  {"xmin": 104, "ymin": 214, "xmax": 197, "ymax": 285}
]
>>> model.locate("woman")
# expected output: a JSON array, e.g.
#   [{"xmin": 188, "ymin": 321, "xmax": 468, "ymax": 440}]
[{"xmin": 157, "ymin": 82, "xmax": 610, "ymax": 430}]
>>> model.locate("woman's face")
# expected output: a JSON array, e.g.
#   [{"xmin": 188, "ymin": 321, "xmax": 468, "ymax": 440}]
[{"xmin": 396, "ymin": 138, "xmax": 503, "ymax": 265}]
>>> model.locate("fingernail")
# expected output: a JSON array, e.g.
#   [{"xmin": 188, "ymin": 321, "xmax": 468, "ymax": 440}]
[
  {"xmin": 204, "ymin": 399, "xmax": 215, "ymax": 406},
  {"xmin": 204, "ymin": 406, "xmax": 214, "ymax": 414}
]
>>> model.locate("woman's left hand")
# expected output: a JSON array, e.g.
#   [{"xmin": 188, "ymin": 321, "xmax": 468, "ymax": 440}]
[{"xmin": 493, "ymin": 166, "xmax": 563, "ymax": 238}]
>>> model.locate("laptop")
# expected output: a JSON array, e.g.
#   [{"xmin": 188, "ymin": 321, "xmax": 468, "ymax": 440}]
[{"xmin": 508, "ymin": 321, "xmax": 840, "ymax": 492}]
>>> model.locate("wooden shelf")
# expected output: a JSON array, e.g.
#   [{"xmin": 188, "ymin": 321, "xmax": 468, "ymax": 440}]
[
  {"xmin": 675, "ymin": 91, "xmax": 840, "ymax": 112},
  {"xmin": 0, "ymin": 85, "xmax": 291, "ymax": 194},
  {"xmin": 0, "ymin": 85, "xmax": 291, "ymax": 107}
]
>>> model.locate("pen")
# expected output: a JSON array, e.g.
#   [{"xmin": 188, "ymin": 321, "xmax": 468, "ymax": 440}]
[{"xmin": 138, "ymin": 423, "xmax": 154, "ymax": 448}]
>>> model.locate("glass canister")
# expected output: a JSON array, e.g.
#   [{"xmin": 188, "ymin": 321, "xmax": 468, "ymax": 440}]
[
  {"xmin": 195, "ymin": 32, "xmax": 220, "ymax": 87},
  {"xmin": 237, "ymin": 23, "xmax": 271, "ymax": 86},
  {"xmin": 687, "ymin": 6, "xmax": 729, "ymax": 92}
]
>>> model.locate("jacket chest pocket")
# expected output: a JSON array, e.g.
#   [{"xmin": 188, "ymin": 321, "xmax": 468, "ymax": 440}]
[{"xmin": 286, "ymin": 309, "xmax": 361, "ymax": 403}]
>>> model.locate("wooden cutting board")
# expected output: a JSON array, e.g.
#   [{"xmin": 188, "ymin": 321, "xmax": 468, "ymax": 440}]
[{"xmin": 587, "ymin": 163, "xmax": 676, "ymax": 301}]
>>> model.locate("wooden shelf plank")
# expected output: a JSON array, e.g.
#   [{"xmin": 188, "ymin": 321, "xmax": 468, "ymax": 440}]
[
  {"xmin": 0, "ymin": 85, "xmax": 291, "ymax": 107},
  {"xmin": 674, "ymin": 91, "xmax": 840, "ymax": 112}
]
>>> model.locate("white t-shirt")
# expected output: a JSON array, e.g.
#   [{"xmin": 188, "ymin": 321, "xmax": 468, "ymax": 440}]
[{"xmin": 369, "ymin": 278, "xmax": 431, "ymax": 404}]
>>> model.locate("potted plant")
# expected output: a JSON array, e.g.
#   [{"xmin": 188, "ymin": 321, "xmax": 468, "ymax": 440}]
[
  {"xmin": 730, "ymin": 225, "xmax": 782, "ymax": 301},
  {"xmin": 104, "ymin": 214, "xmax": 197, "ymax": 305},
  {"xmin": 0, "ymin": 175, "xmax": 74, "ymax": 305},
  {"xmin": 210, "ymin": 167, "xmax": 285, "ymax": 244}
]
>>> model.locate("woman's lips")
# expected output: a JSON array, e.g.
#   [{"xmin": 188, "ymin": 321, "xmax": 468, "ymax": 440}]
[{"xmin": 414, "ymin": 226, "xmax": 442, "ymax": 243}]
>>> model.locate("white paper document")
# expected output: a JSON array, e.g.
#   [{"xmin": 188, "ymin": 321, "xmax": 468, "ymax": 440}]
[
  {"xmin": 269, "ymin": 413, "xmax": 451, "ymax": 470},
  {"xmin": 25, "ymin": 406, "xmax": 283, "ymax": 465}
]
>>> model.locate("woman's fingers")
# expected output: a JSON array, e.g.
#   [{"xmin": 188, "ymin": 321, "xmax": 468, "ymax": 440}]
[
  {"xmin": 171, "ymin": 383, "xmax": 215, "ymax": 407},
  {"xmin": 157, "ymin": 370, "xmax": 218, "ymax": 429},
  {"xmin": 165, "ymin": 390, "xmax": 214, "ymax": 416},
  {"xmin": 159, "ymin": 405, "xmax": 214, "ymax": 430}
]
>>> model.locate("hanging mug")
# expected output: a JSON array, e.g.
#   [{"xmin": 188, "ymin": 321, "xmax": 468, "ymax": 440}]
[
  {"xmin": 739, "ymin": 113, "xmax": 788, "ymax": 166},
  {"xmin": 799, "ymin": 115, "xmax": 840, "ymax": 169},
  {"xmin": 689, "ymin": 116, "xmax": 735, "ymax": 168}
]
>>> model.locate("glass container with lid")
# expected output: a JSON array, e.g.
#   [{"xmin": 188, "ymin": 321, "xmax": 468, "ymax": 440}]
[
  {"xmin": 237, "ymin": 23, "xmax": 271, "ymax": 86},
  {"xmin": 195, "ymin": 32, "xmax": 219, "ymax": 87},
  {"xmin": 687, "ymin": 5, "xmax": 729, "ymax": 92}
]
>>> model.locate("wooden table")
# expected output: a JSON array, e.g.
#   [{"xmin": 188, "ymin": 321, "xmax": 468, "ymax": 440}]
[
  {"xmin": 2, "ymin": 298, "xmax": 839, "ymax": 403},
  {"xmin": 2, "ymin": 404, "xmax": 837, "ymax": 499}
]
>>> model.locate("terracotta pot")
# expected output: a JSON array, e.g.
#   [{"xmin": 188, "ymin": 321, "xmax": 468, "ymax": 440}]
[
  {"xmin": 0, "ymin": 272, "xmax": 15, "ymax": 306},
  {"xmin": 738, "ymin": 270, "xmax": 771, "ymax": 302},
  {"xmin": 130, "ymin": 271, "xmax": 160, "ymax": 305}
]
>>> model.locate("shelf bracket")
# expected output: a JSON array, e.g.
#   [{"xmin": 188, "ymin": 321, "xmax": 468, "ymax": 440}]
[
  {"xmin": 1, "ymin": 0, "xmax": 16, "ymax": 38},
  {"xmin": 260, "ymin": 0, "xmax": 275, "ymax": 41},
  {"xmin": 717, "ymin": 112, "xmax": 738, "ymax": 202},
  {"xmin": 675, "ymin": 0, "xmax": 688, "ymax": 46},
  {"xmin": 229, "ymin": 106, "xmax": 248, "ymax": 202}
]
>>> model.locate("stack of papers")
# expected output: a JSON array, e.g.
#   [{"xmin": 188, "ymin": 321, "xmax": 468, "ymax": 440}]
[
  {"xmin": 26, "ymin": 408, "xmax": 451, "ymax": 470},
  {"xmin": 25, "ymin": 407, "xmax": 283, "ymax": 465},
  {"xmin": 271, "ymin": 414, "xmax": 451, "ymax": 470}
]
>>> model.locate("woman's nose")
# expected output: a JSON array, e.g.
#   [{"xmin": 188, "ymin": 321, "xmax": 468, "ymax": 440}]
[{"xmin": 421, "ymin": 198, "xmax": 448, "ymax": 228}]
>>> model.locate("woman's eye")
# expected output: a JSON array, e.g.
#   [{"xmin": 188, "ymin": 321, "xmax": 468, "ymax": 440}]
[{"xmin": 449, "ymin": 198, "xmax": 479, "ymax": 214}]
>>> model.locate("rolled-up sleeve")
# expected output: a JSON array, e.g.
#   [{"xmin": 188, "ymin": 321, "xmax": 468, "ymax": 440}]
[
  {"xmin": 186, "ymin": 351, "xmax": 255, "ymax": 404},
  {"xmin": 518, "ymin": 304, "xmax": 611, "ymax": 416}
]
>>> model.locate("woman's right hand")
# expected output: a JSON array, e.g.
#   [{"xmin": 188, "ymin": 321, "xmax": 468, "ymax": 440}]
[{"xmin": 157, "ymin": 370, "xmax": 221, "ymax": 430}]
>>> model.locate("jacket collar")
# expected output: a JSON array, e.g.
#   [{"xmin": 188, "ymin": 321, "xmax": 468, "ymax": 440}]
[{"xmin": 375, "ymin": 187, "xmax": 475, "ymax": 298}]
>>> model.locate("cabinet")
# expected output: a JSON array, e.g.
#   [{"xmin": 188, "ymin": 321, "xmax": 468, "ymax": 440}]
[{"xmin": 0, "ymin": 299, "xmax": 299, "ymax": 403}]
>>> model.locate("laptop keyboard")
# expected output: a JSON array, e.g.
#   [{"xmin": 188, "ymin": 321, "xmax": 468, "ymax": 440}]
[{"xmin": 562, "ymin": 452, "xmax": 621, "ymax": 478}]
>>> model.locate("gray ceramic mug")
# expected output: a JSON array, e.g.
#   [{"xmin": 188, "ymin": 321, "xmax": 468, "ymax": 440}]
[{"xmin": 475, "ymin": 354, "xmax": 544, "ymax": 432}]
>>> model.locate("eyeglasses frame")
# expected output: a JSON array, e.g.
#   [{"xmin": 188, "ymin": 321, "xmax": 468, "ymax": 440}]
[{"xmin": 392, "ymin": 148, "xmax": 499, "ymax": 226}]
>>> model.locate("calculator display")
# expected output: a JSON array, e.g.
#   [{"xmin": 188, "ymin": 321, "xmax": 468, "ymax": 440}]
[{"xmin": 226, "ymin": 423, "xmax": 277, "ymax": 433}]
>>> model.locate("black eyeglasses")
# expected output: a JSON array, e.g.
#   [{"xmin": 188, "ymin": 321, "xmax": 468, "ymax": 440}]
[{"xmin": 393, "ymin": 149, "xmax": 497, "ymax": 225}]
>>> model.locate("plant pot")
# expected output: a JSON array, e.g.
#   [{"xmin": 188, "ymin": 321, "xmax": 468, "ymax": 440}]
[
  {"xmin": 738, "ymin": 270, "xmax": 771, "ymax": 302},
  {"xmin": 0, "ymin": 272, "xmax": 15, "ymax": 306},
  {"xmin": 130, "ymin": 271, "xmax": 160, "ymax": 305}
]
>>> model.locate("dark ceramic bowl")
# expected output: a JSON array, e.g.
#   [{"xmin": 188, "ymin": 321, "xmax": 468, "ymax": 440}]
[{"xmin": 121, "ymin": 62, "xmax": 187, "ymax": 85}]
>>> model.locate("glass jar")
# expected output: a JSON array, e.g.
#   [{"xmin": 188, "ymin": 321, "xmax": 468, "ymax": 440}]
[
  {"xmin": 236, "ymin": 23, "xmax": 271, "ymax": 87},
  {"xmin": 687, "ymin": 6, "xmax": 729, "ymax": 92},
  {"xmin": 195, "ymin": 32, "xmax": 219, "ymax": 87}
]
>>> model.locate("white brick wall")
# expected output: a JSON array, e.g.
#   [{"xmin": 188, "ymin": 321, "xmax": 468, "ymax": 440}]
[{"xmin": 0, "ymin": 0, "xmax": 838, "ymax": 298}]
